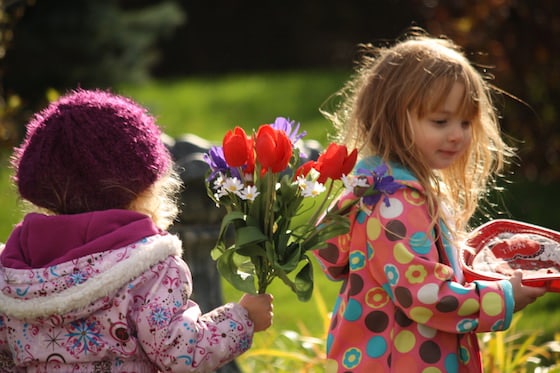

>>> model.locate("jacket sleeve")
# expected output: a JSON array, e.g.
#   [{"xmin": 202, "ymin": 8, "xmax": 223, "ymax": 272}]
[
  {"xmin": 129, "ymin": 255, "xmax": 254, "ymax": 372},
  {"xmin": 0, "ymin": 243, "xmax": 16, "ymax": 372}
]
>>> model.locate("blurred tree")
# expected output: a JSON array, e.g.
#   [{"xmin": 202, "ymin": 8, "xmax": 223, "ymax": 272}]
[
  {"xmin": 154, "ymin": 0, "xmax": 423, "ymax": 75},
  {"xmin": 2, "ymin": 0, "xmax": 185, "ymax": 122},
  {"xmin": 0, "ymin": 0, "xmax": 29, "ymax": 153}
]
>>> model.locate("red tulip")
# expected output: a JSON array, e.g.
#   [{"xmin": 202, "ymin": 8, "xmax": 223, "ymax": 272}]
[
  {"xmin": 255, "ymin": 125, "xmax": 293, "ymax": 173},
  {"xmin": 315, "ymin": 144, "xmax": 358, "ymax": 183},
  {"xmin": 222, "ymin": 126, "xmax": 255, "ymax": 173},
  {"xmin": 294, "ymin": 160, "xmax": 317, "ymax": 179}
]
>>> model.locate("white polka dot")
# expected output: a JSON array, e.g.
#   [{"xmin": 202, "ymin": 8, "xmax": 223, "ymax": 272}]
[
  {"xmin": 417, "ymin": 323, "xmax": 437, "ymax": 338},
  {"xmin": 380, "ymin": 198, "xmax": 403, "ymax": 219},
  {"xmin": 417, "ymin": 283, "xmax": 439, "ymax": 304}
]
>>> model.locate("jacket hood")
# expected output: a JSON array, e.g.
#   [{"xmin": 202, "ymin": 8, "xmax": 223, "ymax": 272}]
[
  {"xmin": 1, "ymin": 209, "xmax": 160, "ymax": 269},
  {"xmin": 0, "ymin": 211, "xmax": 183, "ymax": 320}
]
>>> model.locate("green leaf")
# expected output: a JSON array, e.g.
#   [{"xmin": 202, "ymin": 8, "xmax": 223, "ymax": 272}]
[
  {"xmin": 300, "ymin": 220, "xmax": 350, "ymax": 252},
  {"xmin": 235, "ymin": 225, "xmax": 268, "ymax": 247},
  {"xmin": 294, "ymin": 259, "xmax": 314, "ymax": 302},
  {"xmin": 247, "ymin": 190, "xmax": 266, "ymax": 225},
  {"xmin": 210, "ymin": 241, "xmax": 228, "ymax": 260},
  {"xmin": 274, "ymin": 231, "xmax": 290, "ymax": 258},
  {"xmin": 275, "ymin": 242, "xmax": 302, "ymax": 273},
  {"xmin": 216, "ymin": 249, "xmax": 257, "ymax": 294},
  {"xmin": 217, "ymin": 210, "xmax": 246, "ymax": 243},
  {"xmin": 236, "ymin": 243, "xmax": 267, "ymax": 257}
]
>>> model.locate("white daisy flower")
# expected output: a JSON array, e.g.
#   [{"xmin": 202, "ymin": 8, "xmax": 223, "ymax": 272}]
[
  {"xmin": 342, "ymin": 174, "xmax": 369, "ymax": 192},
  {"xmin": 214, "ymin": 187, "xmax": 228, "ymax": 200},
  {"xmin": 300, "ymin": 180, "xmax": 326, "ymax": 197},
  {"xmin": 222, "ymin": 177, "xmax": 245, "ymax": 194},
  {"xmin": 296, "ymin": 175, "xmax": 308, "ymax": 189},
  {"xmin": 239, "ymin": 185, "xmax": 260, "ymax": 201},
  {"xmin": 213, "ymin": 174, "xmax": 225, "ymax": 188}
]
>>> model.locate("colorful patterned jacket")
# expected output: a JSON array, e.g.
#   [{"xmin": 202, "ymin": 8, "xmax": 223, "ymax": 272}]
[
  {"xmin": 0, "ymin": 210, "xmax": 254, "ymax": 372},
  {"xmin": 314, "ymin": 156, "xmax": 514, "ymax": 373}
]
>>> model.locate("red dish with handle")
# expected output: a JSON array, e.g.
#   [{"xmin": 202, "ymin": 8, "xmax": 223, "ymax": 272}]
[{"xmin": 461, "ymin": 219, "xmax": 560, "ymax": 292}]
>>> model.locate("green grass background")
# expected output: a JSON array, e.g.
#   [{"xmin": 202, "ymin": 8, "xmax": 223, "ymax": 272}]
[{"xmin": 0, "ymin": 69, "xmax": 558, "ymax": 340}]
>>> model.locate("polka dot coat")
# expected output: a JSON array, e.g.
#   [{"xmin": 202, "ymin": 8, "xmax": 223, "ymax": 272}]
[{"xmin": 314, "ymin": 157, "xmax": 514, "ymax": 373}]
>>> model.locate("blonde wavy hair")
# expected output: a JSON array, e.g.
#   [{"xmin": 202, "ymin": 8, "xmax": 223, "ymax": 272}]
[
  {"xmin": 323, "ymin": 30, "xmax": 515, "ymax": 238},
  {"xmin": 126, "ymin": 168, "xmax": 183, "ymax": 230},
  {"xmin": 26, "ymin": 168, "xmax": 183, "ymax": 231}
]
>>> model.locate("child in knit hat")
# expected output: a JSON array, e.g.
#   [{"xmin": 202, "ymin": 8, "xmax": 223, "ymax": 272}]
[{"xmin": 0, "ymin": 88, "xmax": 274, "ymax": 372}]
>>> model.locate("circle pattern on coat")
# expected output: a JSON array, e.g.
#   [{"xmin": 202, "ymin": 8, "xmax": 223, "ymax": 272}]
[{"xmin": 325, "ymin": 185, "xmax": 510, "ymax": 371}]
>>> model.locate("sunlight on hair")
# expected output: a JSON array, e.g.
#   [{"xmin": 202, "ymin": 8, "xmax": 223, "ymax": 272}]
[{"xmin": 127, "ymin": 168, "xmax": 183, "ymax": 230}]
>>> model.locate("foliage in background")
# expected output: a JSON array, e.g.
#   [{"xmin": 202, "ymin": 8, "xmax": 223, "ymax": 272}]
[
  {"xmin": 2, "ymin": 0, "xmax": 184, "ymax": 118},
  {"xmin": 480, "ymin": 314, "xmax": 560, "ymax": 373},
  {"xmin": 0, "ymin": 0, "xmax": 29, "ymax": 153},
  {"xmin": 4, "ymin": 1, "xmax": 560, "ymax": 184}
]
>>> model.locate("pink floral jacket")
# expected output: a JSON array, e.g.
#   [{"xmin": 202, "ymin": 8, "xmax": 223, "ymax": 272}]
[
  {"xmin": 0, "ymin": 211, "xmax": 254, "ymax": 372},
  {"xmin": 314, "ymin": 157, "xmax": 514, "ymax": 373}
]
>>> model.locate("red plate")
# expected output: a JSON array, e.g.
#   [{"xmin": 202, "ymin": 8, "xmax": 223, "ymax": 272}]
[{"xmin": 461, "ymin": 219, "xmax": 560, "ymax": 292}]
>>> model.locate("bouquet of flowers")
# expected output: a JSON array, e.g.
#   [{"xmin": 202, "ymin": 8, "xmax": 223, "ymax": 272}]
[{"xmin": 204, "ymin": 117, "xmax": 401, "ymax": 301}]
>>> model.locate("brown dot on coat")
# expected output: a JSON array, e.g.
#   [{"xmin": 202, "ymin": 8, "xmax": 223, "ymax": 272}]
[
  {"xmin": 317, "ymin": 242, "xmax": 339, "ymax": 263},
  {"xmin": 394, "ymin": 307, "xmax": 413, "ymax": 327},
  {"xmin": 419, "ymin": 340, "xmax": 442, "ymax": 364},
  {"xmin": 394, "ymin": 286, "xmax": 413, "ymax": 308},
  {"xmin": 436, "ymin": 295, "xmax": 459, "ymax": 312},
  {"xmin": 328, "ymin": 265, "xmax": 349, "ymax": 278},
  {"xmin": 385, "ymin": 220, "xmax": 406, "ymax": 241},
  {"xmin": 365, "ymin": 310, "xmax": 389, "ymax": 333},
  {"xmin": 330, "ymin": 314, "xmax": 339, "ymax": 330},
  {"xmin": 348, "ymin": 274, "xmax": 364, "ymax": 296}
]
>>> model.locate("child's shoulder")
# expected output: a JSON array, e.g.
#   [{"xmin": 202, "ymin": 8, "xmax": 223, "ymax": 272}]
[{"xmin": 355, "ymin": 156, "xmax": 424, "ymax": 191}]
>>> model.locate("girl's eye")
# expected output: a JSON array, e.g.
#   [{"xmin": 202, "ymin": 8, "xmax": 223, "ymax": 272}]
[
  {"xmin": 432, "ymin": 119, "xmax": 447, "ymax": 125},
  {"xmin": 461, "ymin": 120, "xmax": 472, "ymax": 128}
]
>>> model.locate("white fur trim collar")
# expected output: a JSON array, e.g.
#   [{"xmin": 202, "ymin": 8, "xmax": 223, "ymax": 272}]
[{"xmin": 0, "ymin": 234, "xmax": 183, "ymax": 319}]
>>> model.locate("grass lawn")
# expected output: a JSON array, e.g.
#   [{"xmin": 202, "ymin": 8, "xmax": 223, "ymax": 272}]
[
  {"xmin": 1, "ymin": 69, "xmax": 559, "ymax": 347},
  {"xmin": 116, "ymin": 70, "xmax": 351, "ymax": 144}
]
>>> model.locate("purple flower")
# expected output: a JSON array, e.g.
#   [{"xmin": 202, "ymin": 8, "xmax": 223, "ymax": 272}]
[
  {"xmin": 271, "ymin": 117, "xmax": 307, "ymax": 145},
  {"xmin": 203, "ymin": 145, "xmax": 240, "ymax": 180},
  {"xmin": 358, "ymin": 164, "xmax": 404, "ymax": 207}
]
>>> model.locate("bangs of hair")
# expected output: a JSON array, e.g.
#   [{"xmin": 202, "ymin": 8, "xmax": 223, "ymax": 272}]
[{"xmin": 414, "ymin": 73, "xmax": 480, "ymax": 121}]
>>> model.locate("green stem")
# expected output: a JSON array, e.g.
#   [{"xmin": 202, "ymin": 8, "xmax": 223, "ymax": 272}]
[
  {"xmin": 265, "ymin": 172, "xmax": 276, "ymax": 238},
  {"xmin": 275, "ymin": 268, "xmax": 297, "ymax": 293},
  {"xmin": 308, "ymin": 181, "xmax": 335, "ymax": 224},
  {"xmin": 249, "ymin": 168, "xmax": 277, "ymax": 295},
  {"xmin": 256, "ymin": 257, "xmax": 273, "ymax": 294}
]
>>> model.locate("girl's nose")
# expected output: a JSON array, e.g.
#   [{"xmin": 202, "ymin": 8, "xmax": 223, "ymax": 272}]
[{"xmin": 448, "ymin": 122, "xmax": 465, "ymax": 142}]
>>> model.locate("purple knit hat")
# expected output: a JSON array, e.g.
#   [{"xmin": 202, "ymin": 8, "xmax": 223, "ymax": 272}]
[{"xmin": 12, "ymin": 89, "xmax": 171, "ymax": 214}]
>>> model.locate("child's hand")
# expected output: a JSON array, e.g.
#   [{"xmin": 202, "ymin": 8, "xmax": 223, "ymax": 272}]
[
  {"xmin": 239, "ymin": 293, "xmax": 274, "ymax": 332},
  {"xmin": 508, "ymin": 270, "xmax": 546, "ymax": 312}
]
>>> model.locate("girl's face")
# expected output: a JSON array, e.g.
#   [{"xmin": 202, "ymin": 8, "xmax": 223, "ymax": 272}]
[{"xmin": 411, "ymin": 82, "xmax": 472, "ymax": 170}]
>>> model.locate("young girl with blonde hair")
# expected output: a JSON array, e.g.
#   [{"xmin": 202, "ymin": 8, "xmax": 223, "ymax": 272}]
[
  {"xmin": 314, "ymin": 30, "xmax": 545, "ymax": 372},
  {"xmin": 0, "ymin": 89, "xmax": 273, "ymax": 372}
]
